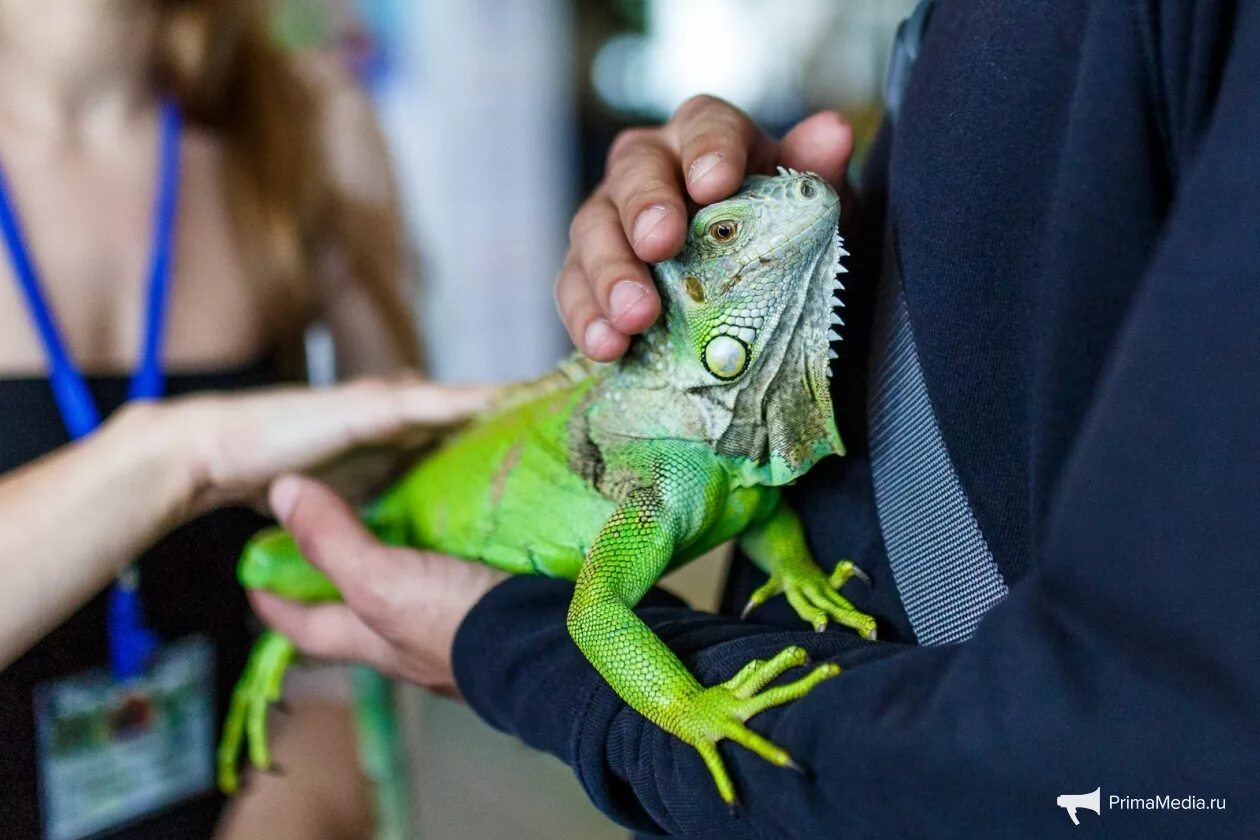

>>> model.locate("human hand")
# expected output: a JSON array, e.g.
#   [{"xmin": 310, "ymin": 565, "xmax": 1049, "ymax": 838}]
[
  {"xmin": 557, "ymin": 95, "xmax": 855, "ymax": 360},
  {"xmin": 126, "ymin": 377, "xmax": 495, "ymax": 516},
  {"xmin": 248, "ymin": 476, "xmax": 506, "ymax": 698}
]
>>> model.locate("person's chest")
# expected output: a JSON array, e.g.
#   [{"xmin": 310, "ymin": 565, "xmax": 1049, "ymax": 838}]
[
  {"xmin": 0, "ymin": 126, "xmax": 269, "ymax": 375},
  {"xmin": 884, "ymin": 0, "xmax": 1173, "ymax": 576},
  {"xmin": 759, "ymin": 0, "xmax": 1193, "ymax": 645}
]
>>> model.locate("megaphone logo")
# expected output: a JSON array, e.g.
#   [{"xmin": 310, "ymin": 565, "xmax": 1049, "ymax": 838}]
[{"xmin": 1056, "ymin": 787, "xmax": 1101, "ymax": 825}]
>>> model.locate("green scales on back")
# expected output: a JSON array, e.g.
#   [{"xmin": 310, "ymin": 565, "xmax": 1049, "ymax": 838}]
[{"xmin": 220, "ymin": 170, "xmax": 877, "ymax": 810}]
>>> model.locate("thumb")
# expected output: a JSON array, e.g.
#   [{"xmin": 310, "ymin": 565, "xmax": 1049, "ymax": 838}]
[
  {"xmin": 778, "ymin": 111, "xmax": 854, "ymax": 193},
  {"xmin": 269, "ymin": 475, "xmax": 394, "ymax": 605}
]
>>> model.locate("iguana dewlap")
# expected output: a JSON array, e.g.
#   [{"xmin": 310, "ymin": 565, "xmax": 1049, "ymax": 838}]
[{"xmin": 219, "ymin": 170, "xmax": 874, "ymax": 805}]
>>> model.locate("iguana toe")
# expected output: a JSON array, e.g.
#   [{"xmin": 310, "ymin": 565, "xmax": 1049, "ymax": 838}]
[
  {"xmin": 669, "ymin": 645, "xmax": 840, "ymax": 805},
  {"xmin": 741, "ymin": 559, "xmax": 876, "ymax": 637},
  {"xmin": 829, "ymin": 559, "xmax": 870, "ymax": 587},
  {"xmin": 217, "ymin": 631, "xmax": 295, "ymax": 793}
]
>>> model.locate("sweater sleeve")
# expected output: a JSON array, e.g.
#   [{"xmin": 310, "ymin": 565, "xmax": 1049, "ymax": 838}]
[{"xmin": 454, "ymin": 7, "xmax": 1260, "ymax": 837}]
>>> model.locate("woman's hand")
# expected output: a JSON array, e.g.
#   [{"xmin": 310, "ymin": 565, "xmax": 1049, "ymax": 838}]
[
  {"xmin": 132, "ymin": 378, "xmax": 495, "ymax": 516},
  {"xmin": 248, "ymin": 476, "xmax": 504, "ymax": 698},
  {"xmin": 0, "ymin": 377, "xmax": 493, "ymax": 668},
  {"xmin": 557, "ymin": 95, "xmax": 855, "ymax": 361}
]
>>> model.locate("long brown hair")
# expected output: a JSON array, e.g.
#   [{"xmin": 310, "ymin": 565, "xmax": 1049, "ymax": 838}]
[{"xmin": 153, "ymin": 0, "xmax": 420, "ymax": 373}]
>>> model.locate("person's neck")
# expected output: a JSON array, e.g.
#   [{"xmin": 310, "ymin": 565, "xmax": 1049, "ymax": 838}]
[{"xmin": 0, "ymin": 0, "xmax": 159, "ymax": 147}]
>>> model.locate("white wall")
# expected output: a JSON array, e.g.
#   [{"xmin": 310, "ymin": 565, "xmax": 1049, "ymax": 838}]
[{"xmin": 376, "ymin": 0, "xmax": 576, "ymax": 382}]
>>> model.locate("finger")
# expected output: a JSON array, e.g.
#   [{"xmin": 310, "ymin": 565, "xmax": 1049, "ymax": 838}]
[
  {"xmin": 267, "ymin": 476, "xmax": 396, "ymax": 605},
  {"xmin": 603, "ymin": 128, "xmax": 689, "ymax": 262},
  {"xmin": 672, "ymin": 94, "xmax": 778, "ymax": 205},
  {"xmin": 208, "ymin": 380, "xmax": 497, "ymax": 483},
  {"xmin": 381, "ymin": 380, "xmax": 499, "ymax": 426},
  {"xmin": 569, "ymin": 193, "xmax": 661, "ymax": 335},
  {"xmin": 323, "ymin": 379, "xmax": 496, "ymax": 446},
  {"xmin": 554, "ymin": 254, "xmax": 631, "ymax": 361},
  {"xmin": 249, "ymin": 591, "xmax": 393, "ymax": 668},
  {"xmin": 778, "ymin": 111, "xmax": 855, "ymax": 193}
]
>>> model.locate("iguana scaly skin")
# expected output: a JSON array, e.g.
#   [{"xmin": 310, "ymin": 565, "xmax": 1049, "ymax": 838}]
[{"xmin": 218, "ymin": 170, "xmax": 875, "ymax": 808}]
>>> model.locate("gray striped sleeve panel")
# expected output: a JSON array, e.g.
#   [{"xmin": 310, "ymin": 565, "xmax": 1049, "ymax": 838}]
[{"xmin": 867, "ymin": 275, "xmax": 1008, "ymax": 645}]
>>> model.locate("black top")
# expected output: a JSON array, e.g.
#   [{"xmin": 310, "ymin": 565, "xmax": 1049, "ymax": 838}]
[
  {"xmin": 450, "ymin": 1, "xmax": 1260, "ymax": 837},
  {"xmin": 0, "ymin": 359, "xmax": 278, "ymax": 840}
]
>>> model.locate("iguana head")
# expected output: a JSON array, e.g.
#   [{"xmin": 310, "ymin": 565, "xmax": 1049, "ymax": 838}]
[{"xmin": 625, "ymin": 168, "xmax": 847, "ymax": 485}]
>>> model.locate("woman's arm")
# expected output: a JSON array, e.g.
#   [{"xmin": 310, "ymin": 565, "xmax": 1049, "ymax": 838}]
[
  {"xmin": 0, "ymin": 380, "xmax": 490, "ymax": 669},
  {"xmin": 0, "ymin": 403, "xmax": 192, "ymax": 666}
]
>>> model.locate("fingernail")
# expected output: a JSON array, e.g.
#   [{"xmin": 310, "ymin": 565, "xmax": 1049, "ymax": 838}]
[
  {"xmin": 632, "ymin": 205, "xmax": 670, "ymax": 249},
  {"xmin": 688, "ymin": 152, "xmax": 724, "ymax": 186},
  {"xmin": 608, "ymin": 280, "xmax": 649, "ymax": 324},
  {"xmin": 584, "ymin": 318, "xmax": 614, "ymax": 353},
  {"xmin": 270, "ymin": 476, "xmax": 302, "ymax": 521}
]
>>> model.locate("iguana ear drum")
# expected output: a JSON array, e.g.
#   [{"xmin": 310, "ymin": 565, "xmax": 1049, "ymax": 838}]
[{"xmin": 703, "ymin": 334, "xmax": 749, "ymax": 380}]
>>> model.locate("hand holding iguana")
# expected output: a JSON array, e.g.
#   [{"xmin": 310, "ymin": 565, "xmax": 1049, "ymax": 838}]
[{"xmin": 555, "ymin": 94, "xmax": 855, "ymax": 362}]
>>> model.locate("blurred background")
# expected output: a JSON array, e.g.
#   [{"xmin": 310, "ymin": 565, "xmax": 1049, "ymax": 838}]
[{"xmin": 279, "ymin": 0, "xmax": 915, "ymax": 836}]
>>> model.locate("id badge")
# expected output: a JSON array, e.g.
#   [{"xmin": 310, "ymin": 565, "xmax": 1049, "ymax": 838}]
[{"xmin": 33, "ymin": 636, "xmax": 216, "ymax": 840}]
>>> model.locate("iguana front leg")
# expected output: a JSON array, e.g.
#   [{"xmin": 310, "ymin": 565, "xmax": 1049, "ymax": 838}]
[
  {"xmin": 567, "ymin": 451, "xmax": 839, "ymax": 804},
  {"xmin": 739, "ymin": 499, "xmax": 877, "ymax": 639}
]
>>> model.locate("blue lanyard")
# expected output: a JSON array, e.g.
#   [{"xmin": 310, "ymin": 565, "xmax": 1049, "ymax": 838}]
[{"xmin": 0, "ymin": 98, "xmax": 182, "ymax": 680}]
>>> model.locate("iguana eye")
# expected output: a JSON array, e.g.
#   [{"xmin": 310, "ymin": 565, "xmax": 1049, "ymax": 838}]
[
  {"xmin": 708, "ymin": 220, "xmax": 738, "ymax": 242},
  {"xmin": 702, "ymin": 335, "xmax": 749, "ymax": 380}
]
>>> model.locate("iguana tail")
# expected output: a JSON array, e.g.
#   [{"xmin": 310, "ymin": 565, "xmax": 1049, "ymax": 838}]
[
  {"xmin": 356, "ymin": 492, "xmax": 414, "ymax": 840},
  {"xmin": 350, "ymin": 666, "xmax": 412, "ymax": 840}
]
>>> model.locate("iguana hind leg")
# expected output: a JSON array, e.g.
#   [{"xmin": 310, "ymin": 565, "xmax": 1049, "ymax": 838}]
[
  {"xmin": 217, "ymin": 630, "xmax": 294, "ymax": 792},
  {"xmin": 217, "ymin": 527, "xmax": 339, "ymax": 793}
]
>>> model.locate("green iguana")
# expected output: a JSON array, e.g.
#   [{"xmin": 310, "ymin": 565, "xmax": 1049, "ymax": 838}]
[{"xmin": 218, "ymin": 169, "xmax": 875, "ymax": 811}]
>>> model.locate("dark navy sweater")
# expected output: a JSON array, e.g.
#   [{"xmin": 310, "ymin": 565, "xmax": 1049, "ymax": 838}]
[{"xmin": 452, "ymin": 1, "xmax": 1260, "ymax": 836}]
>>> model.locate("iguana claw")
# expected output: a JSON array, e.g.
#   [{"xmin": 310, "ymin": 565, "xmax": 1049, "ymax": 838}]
[
  {"xmin": 216, "ymin": 631, "xmax": 295, "ymax": 793},
  {"xmin": 834, "ymin": 560, "xmax": 870, "ymax": 587},
  {"xmin": 672, "ymin": 645, "xmax": 839, "ymax": 805},
  {"xmin": 742, "ymin": 559, "xmax": 877, "ymax": 639}
]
